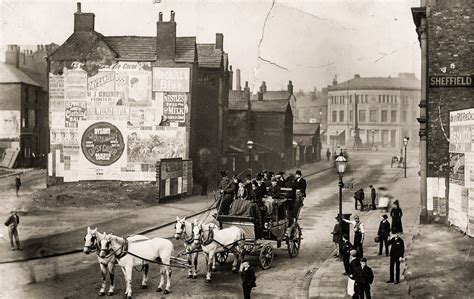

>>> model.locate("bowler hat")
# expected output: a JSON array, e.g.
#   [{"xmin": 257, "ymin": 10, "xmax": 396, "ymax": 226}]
[
  {"xmin": 295, "ymin": 170, "xmax": 302, "ymax": 175},
  {"xmin": 220, "ymin": 170, "xmax": 227, "ymax": 177},
  {"xmin": 382, "ymin": 214, "xmax": 388, "ymax": 219},
  {"xmin": 278, "ymin": 171, "xmax": 285, "ymax": 175},
  {"xmin": 360, "ymin": 257, "xmax": 367, "ymax": 263}
]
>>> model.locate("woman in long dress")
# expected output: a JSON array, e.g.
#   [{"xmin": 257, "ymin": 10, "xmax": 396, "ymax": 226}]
[{"xmin": 390, "ymin": 200, "xmax": 403, "ymax": 234}]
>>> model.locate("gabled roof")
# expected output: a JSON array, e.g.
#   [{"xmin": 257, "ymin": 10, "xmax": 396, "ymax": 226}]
[
  {"xmin": 251, "ymin": 91, "xmax": 292, "ymax": 102},
  {"xmin": 251, "ymin": 100, "xmax": 289, "ymax": 113},
  {"xmin": 50, "ymin": 31, "xmax": 117, "ymax": 61},
  {"xmin": 229, "ymin": 90, "xmax": 249, "ymax": 110},
  {"xmin": 293, "ymin": 123, "xmax": 320, "ymax": 135},
  {"xmin": 197, "ymin": 44, "xmax": 223, "ymax": 68},
  {"xmin": 328, "ymin": 74, "xmax": 421, "ymax": 91},
  {"xmin": 175, "ymin": 37, "xmax": 197, "ymax": 63},
  {"xmin": 0, "ymin": 63, "xmax": 42, "ymax": 87}
]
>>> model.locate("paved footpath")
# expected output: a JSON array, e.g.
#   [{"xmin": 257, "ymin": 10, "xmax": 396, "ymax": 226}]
[
  {"xmin": 309, "ymin": 162, "xmax": 420, "ymax": 298},
  {"xmin": 0, "ymin": 160, "xmax": 332, "ymax": 264}
]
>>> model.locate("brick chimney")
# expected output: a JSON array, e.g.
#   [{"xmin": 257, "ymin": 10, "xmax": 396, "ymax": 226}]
[
  {"xmin": 229, "ymin": 65, "xmax": 233, "ymax": 90},
  {"xmin": 157, "ymin": 11, "xmax": 177, "ymax": 61},
  {"xmin": 354, "ymin": 74, "xmax": 361, "ymax": 78},
  {"xmin": 236, "ymin": 69, "xmax": 241, "ymax": 91},
  {"xmin": 5, "ymin": 45, "xmax": 20, "ymax": 68},
  {"xmin": 332, "ymin": 75, "xmax": 338, "ymax": 86},
  {"xmin": 74, "ymin": 3, "xmax": 95, "ymax": 32},
  {"xmin": 257, "ymin": 91, "xmax": 263, "ymax": 101},
  {"xmin": 287, "ymin": 80, "xmax": 293, "ymax": 95},
  {"xmin": 259, "ymin": 81, "xmax": 267, "ymax": 94},
  {"xmin": 244, "ymin": 81, "xmax": 250, "ymax": 97},
  {"xmin": 215, "ymin": 33, "xmax": 224, "ymax": 51}
]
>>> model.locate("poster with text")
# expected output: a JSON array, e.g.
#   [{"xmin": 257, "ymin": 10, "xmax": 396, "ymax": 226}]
[
  {"xmin": 449, "ymin": 153, "xmax": 465, "ymax": 185},
  {"xmin": 449, "ymin": 108, "xmax": 474, "ymax": 153},
  {"xmin": 153, "ymin": 67, "xmax": 190, "ymax": 92},
  {"xmin": 88, "ymin": 71, "xmax": 115, "ymax": 91},
  {"xmin": 65, "ymin": 101, "xmax": 87, "ymax": 128},
  {"xmin": 127, "ymin": 72, "xmax": 152, "ymax": 107},
  {"xmin": 163, "ymin": 93, "xmax": 187, "ymax": 123},
  {"xmin": 49, "ymin": 74, "xmax": 64, "ymax": 112},
  {"xmin": 0, "ymin": 111, "xmax": 20, "ymax": 139},
  {"xmin": 65, "ymin": 70, "xmax": 87, "ymax": 100}
]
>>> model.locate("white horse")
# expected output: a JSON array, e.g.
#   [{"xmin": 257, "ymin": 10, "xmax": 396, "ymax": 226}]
[
  {"xmin": 83, "ymin": 227, "xmax": 117, "ymax": 296},
  {"xmin": 174, "ymin": 217, "xmax": 219, "ymax": 279},
  {"xmin": 100, "ymin": 234, "xmax": 173, "ymax": 298},
  {"xmin": 193, "ymin": 222, "xmax": 245, "ymax": 283}
]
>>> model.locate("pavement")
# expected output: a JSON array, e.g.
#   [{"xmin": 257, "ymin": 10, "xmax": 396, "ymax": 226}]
[
  {"xmin": 0, "ymin": 159, "xmax": 332, "ymax": 264},
  {"xmin": 309, "ymin": 162, "xmax": 420, "ymax": 298}
]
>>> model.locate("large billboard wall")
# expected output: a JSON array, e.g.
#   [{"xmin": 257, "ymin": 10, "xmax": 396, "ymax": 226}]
[{"xmin": 48, "ymin": 62, "xmax": 190, "ymax": 182}]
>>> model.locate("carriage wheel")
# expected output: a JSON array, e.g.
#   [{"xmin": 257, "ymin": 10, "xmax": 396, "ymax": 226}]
[
  {"xmin": 216, "ymin": 251, "xmax": 229, "ymax": 265},
  {"xmin": 259, "ymin": 243, "xmax": 274, "ymax": 270},
  {"xmin": 287, "ymin": 223, "xmax": 301, "ymax": 258}
]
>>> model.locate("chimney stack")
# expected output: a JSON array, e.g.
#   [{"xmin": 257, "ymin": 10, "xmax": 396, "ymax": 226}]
[
  {"xmin": 229, "ymin": 65, "xmax": 233, "ymax": 90},
  {"xmin": 236, "ymin": 69, "xmax": 242, "ymax": 91},
  {"xmin": 156, "ymin": 11, "xmax": 177, "ymax": 61},
  {"xmin": 215, "ymin": 33, "xmax": 224, "ymax": 51},
  {"xmin": 74, "ymin": 2, "xmax": 95, "ymax": 32},
  {"xmin": 354, "ymin": 74, "xmax": 361, "ymax": 79},
  {"xmin": 6, "ymin": 45, "xmax": 20, "ymax": 68},
  {"xmin": 260, "ymin": 81, "xmax": 267, "ymax": 94},
  {"xmin": 287, "ymin": 80, "xmax": 293, "ymax": 95},
  {"xmin": 332, "ymin": 75, "xmax": 338, "ymax": 86},
  {"xmin": 257, "ymin": 91, "xmax": 263, "ymax": 101}
]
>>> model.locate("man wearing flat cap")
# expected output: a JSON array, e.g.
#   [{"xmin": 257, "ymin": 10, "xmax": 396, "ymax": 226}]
[
  {"xmin": 217, "ymin": 170, "xmax": 235, "ymax": 215},
  {"xmin": 240, "ymin": 259, "xmax": 256, "ymax": 299},
  {"xmin": 356, "ymin": 257, "xmax": 374, "ymax": 299},
  {"xmin": 377, "ymin": 214, "xmax": 391, "ymax": 256}
]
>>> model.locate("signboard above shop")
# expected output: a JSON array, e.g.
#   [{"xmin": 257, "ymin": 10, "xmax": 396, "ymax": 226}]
[
  {"xmin": 429, "ymin": 75, "xmax": 473, "ymax": 87},
  {"xmin": 153, "ymin": 67, "xmax": 190, "ymax": 92}
]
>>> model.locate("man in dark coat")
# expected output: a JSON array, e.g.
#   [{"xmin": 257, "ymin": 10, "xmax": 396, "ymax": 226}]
[
  {"xmin": 341, "ymin": 234, "xmax": 352, "ymax": 275},
  {"xmin": 293, "ymin": 170, "xmax": 307, "ymax": 197},
  {"xmin": 369, "ymin": 185, "xmax": 376, "ymax": 210},
  {"xmin": 348, "ymin": 249, "xmax": 361, "ymax": 299},
  {"xmin": 276, "ymin": 172, "xmax": 286, "ymax": 188},
  {"xmin": 244, "ymin": 175, "xmax": 253, "ymax": 196},
  {"xmin": 255, "ymin": 174, "xmax": 267, "ymax": 199},
  {"xmin": 217, "ymin": 171, "xmax": 235, "ymax": 216},
  {"xmin": 377, "ymin": 214, "xmax": 391, "ymax": 256},
  {"xmin": 5, "ymin": 210, "xmax": 22, "ymax": 250},
  {"xmin": 15, "ymin": 174, "xmax": 21, "ymax": 196},
  {"xmin": 326, "ymin": 148, "xmax": 331, "ymax": 161},
  {"xmin": 387, "ymin": 233, "xmax": 405, "ymax": 284},
  {"xmin": 356, "ymin": 257, "xmax": 374, "ymax": 299},
  {"xmin": 240, "ymin": 259, "xmax": 256, "ymax": 299},
  {"xmin": 354, "ymin": 188, "xmax": 365, "ymax": 210}
]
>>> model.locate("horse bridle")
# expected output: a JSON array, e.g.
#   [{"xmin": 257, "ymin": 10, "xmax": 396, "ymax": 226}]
[
  {"xmin": 84, "ymin": 234, "xmax": 98, "ymax": 252},
  {"xmin": 176, "ymin": 221, "xmax": 194, "ymax": 245},
  {"xmin": 102, "ymin": 236, "xmax": 128, "ymax": 259},
  {"xmin": 194, "ymin": 226, "xmax": 214, "ymax": 246}
]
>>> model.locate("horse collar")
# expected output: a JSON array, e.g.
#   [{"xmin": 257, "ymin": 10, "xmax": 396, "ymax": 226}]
[
  {"xmin": 115, "ymin": 237, "xmax": 129, "ymax": 259},
  {"xmin": 184, "ymin": 223, "xmax": 194, "ymax": 245},
  {"xmin": 202, "ymin": 227, "xmax": 215, "ymax": 246}
]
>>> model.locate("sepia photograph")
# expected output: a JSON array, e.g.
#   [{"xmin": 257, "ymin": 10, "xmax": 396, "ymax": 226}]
[{"xmin": 0, "ymin": 0, "xmax": 473, "ymax": 298}]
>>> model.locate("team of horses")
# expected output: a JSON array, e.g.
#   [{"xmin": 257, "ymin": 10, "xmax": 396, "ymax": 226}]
[{"xmin": 83, "ymin": 217, "xmax": 246, "ymax": 298}]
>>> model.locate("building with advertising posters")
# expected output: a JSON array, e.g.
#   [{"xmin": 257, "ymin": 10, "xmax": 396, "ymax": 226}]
[
  {"xmin": 412, "ymin": 0, "xmax": 474, "ymax": 234},
  {"xmin": 47, "ymin": 3, "xmax": 230, "ymax": 195}
]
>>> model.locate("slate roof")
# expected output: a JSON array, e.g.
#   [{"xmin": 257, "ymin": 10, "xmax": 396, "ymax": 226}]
[
  {"xmin": 0, "ymin": 63, "xmax": 42, "ymax": 87},
  {"xmin": 293, "ymin": 123, "xmax": 320, "ymax": 135},
  {"xmin": 328, "ymin": 75, "xmax": 421, "ymax": 91},
  {"xmin": 229, "ymin": 90, "xmax": 249, "ymax": 110},
  {"xmin": 197, "ymin": 44, "xmax": 223, "ymax": 68},
  {"xmin": 175, "ymin": 37, "xmax": 197, "ymax": 63},
  {"xmin": 251, "ymin": 91, "xmax": 292, "ymax": 101},
  {"xmin": 251, "ymin": 100, "xmax": 289, "ymax": 113}
]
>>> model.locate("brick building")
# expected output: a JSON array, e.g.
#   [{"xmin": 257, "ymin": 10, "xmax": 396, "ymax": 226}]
[
  {"xmin": 293, "ymin": 122, "xmax": 321, "ymax": 166},
  {"xmin": 0, "ymin": 44, "xmax": 57, "ymax": 168},
  {"xmin": 47, "ymin": 4, "xmax": 229, "ymax": 192},
  {"xmin": 294, "ymin": 87, "xmax": 328, "ymax": 147},
  {"xmin": 412, "ymin": 0, "xmax": 474, "ymax": 234},
  {"xmin": 326, "ymin": 73, "xmax": 421, "ymax": 150}
]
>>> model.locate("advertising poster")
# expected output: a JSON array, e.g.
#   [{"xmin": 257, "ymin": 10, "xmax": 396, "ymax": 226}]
[
  {"xmin": 127, "ymin": 72, "xmax": 152, "ymax": 107},
  {"xmin": 88, "ymin": 71, "xmax": 115, "ymax": 91},
  {"xmin": 88, "ymin": 105, "xmax": 129, "ymax": 121},
  {"xmin": 78, "ymin": 121, "xmax": 128, "ymax": 180},
  {"xmin": 449, "ymin": 153, "xmax": 465, "ymax": 185},
  {"xmin": 65, "ymin": 101, "xmax": 87, "ymax": 128},
  {"xmin": 50, "ymin": 129, "xmax": 79, "ymax": 146},
  {"xmin": 0, "ymin": 111, "xmax": 20, "ymax": 139},
  {"xmin": 87, "ymin": 91, "xmax": 122, "ymax": 106},
  {"xmin": 153, "ymin": 67, "xmax": 190, "ymax": 92},
  {"xmin": 49, "ymin": 74, "xmax": 64, "ymax": 112},
  {"xmin": 127, "ymin": 126, "xmax": 186, "ymax": 164},
  {"xmin": 449, "ymin": 109, "xmax": 474, "ymax": 153},
  {"xmin": 465, "ymin": 152, "xmax": 474, "ymax": 188},
  {"xmin": 65, "ymin": 70, "xmax": 87, "ymax": 100},
  {"xmin": 163, "ymin": 93, "xmax": 187, "ymax": 123}
]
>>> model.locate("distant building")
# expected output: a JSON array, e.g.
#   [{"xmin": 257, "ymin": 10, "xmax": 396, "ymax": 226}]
[
  {"xmin": 326, "ymin": 73, "xmax": 421, "ymax": 150},
  {"xmin": 0, "ymin": 44, "xmax": 57, "ymax": 168},
  {"xmin": 412, "ymin": 0, "xmax": 474, "ymax": 233},
  {"xmin": 293, "ymin": 122, "xmax": 321, "ymax": 166},
  {"xmin": 251, "ymin": 81, "xmax": 296, "ymax": 117},
  {"xmin": 294, "ymin": 87, "xmax": 328, "ymax": 147}
]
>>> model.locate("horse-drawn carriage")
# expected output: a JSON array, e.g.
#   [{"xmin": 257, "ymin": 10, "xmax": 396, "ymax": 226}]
[{"xmin": 215, "ymin": 187, "xmax": 302, "ymax": 270}]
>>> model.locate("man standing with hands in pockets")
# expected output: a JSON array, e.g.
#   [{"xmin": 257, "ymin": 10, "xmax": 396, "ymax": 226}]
[{"xmin": 387, "ymin": 232, "xmax": 405, "ymax": 284}]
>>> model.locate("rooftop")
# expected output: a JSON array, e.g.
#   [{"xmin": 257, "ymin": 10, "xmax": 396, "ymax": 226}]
[
  {"xmin": 229, "ymin": 90, "xmax": 249, "ymax": 110},
  {"xmin": 293, "ymin": 123, "xmax": 320, "ymax": 135},
  {"xmin": 251, "ymin": 100, "xmax": 290, "ymax": 113},
  {"xmin": 251, "ymin": 90, "xmax": 292, "ymax": 101},
  {"xmin": 328, "ymin": 73, "xmax": 421, "ymax": 91},
  {"xmin": 0, "ymin": 63, "xmax": 42, "ymax": 87},
  {"xmin": 197, "ymin": 44, "xmax": 223, "ymax": 68}
]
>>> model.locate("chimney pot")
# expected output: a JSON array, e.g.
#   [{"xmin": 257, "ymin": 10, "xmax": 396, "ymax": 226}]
[
  {"xmin": 170, "ymin": 10, "xmax": 175, "ymax": 22},
  {"xmin": 258, "ymin": 91, "xmax": 263, "ymax": 101},
  {"xmin": 156, "ymin": 12, "xmax": 177, "ymax": 61},
  {"xmin": 354, "ymin": 74, "xmax": 361, "ymax": 78},
  {"xmin": 77, "ymin": 2, "xmax": 81, "ymax": 13},
  {"xmin": 260, "ymin": 81, "xmax": 267, "ymax": 93},
  {"xmin": 159, "ymin": 12, "xmax": 163, "ymax": 22},
  {"xmin": 332, "ymin": 75, "xmax": 338, "ymax": 86},
  {"xmin": 236, "ymin": 69, "xmax": 242, "ymax": 91},
  {"xmin": 287, "ymin": 80, "xmax": 293, "ymax": 94}
]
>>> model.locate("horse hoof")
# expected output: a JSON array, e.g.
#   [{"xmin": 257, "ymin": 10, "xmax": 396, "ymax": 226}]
[
  {"xmin": 187, "ymin": 274, "xmax": 193, "ymax": 279},
  {"xmin": 107, "ymin": 292, "xmax": 114, "ymax": 296},
  {"xmin": 192, "ymin": 275, "xmax": 198, "ymax": 279},
  {"xmin": 98, "ymin": 292, "xmax": 105, "ymax": 297},
  {"xmin": 205, "ymin": 279, "xmax": 211, "ymax": 283},
  {"xmin": 163, "ymin": 290, "xmax": 170, "ymax": 295},
  {"xmin": 140, "ymin": 284, "xmax": 147, "ymax": 289},
  {"xmin": 211, "ymin": 268, "xmax": 217, "ymax": 272},
  {"xmin": 156, "ymin": 288, "xmax": 162, "ymax": 292}
]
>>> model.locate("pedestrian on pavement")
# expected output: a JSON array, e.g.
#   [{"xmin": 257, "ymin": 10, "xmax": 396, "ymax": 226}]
[
  {"xmin": 326, "ymin": 148, "xmax": 331, "ymax": 161},
  {"xmin": 377, "ymin": 214, "xmax": 391, "ymax": 256},
  {"xmin": 390, "ymin": 200, "xmax": 403, "ymax": 234},
  {"xmin": 343, "ymin": 215, "xmax": 365, "ymax": 258},
  {"xmin": 347, "ymin": 249, "xmax": 361, "ymax": 298},
  {"xmin": 15, "ymin": 174, "xmax": 22, "ymax": 196},
  {"xmin": 341, "ymin": 234, "xmax": 353, "ymax": 275},
  {"xmin": 387, "ymin": 232, "xmax": 405, "ymax": 284},
  {"xmin": 240, "ymin": 259, "xmax": 256, "ymax": 299},
  {"xmin": 217, "ymin": 171, "xmax": 235, "ymax": 216},
  {"xmin": 201, "ymin": 172, "xmax": 208, "ymax": 196},
  {"xmin": 356, "ymin": 257, "xmax": 374, "ymax": 299},
  {"xmin": 354, "ymin": 188, "xmax": 365, "ymax": 211},
  {"xmin": 4, "ymin": 210, "xmax": 22, "ymax": 251},
  {"xmin": 369, "ymin": 185, "xmax": 376, "ymax": 210},
  {"xmin": 331, "ymin": 216, "xmax": 341, "ymax": 257}
]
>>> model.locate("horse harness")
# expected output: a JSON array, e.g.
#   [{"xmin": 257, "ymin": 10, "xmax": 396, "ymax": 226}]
[
  {"xmin": 177, "ymin": 221, "xmax": 195, "ymax": 245},
  {"xmin": 197, "ymin": 226, "xmax": 245, "ymax": 252}
]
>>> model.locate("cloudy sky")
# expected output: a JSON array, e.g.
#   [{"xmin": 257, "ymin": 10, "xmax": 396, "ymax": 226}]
[{"xmin": 0, "ymin": 0, "xmax": 421, "ymax": 92}]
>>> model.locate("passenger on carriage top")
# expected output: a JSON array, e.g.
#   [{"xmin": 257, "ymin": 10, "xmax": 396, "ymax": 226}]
[
  {"xmin": 267, "ymin": 178, "xmax": 281, "ymax": 199},
  {"xmin": 244, "ymin": 174, "xmax": 253, "ymax": 195},
  {"xmin": 276, "ymin": 171, "xmax": 286, "ymax": 188},
  {"xmin": 236, "ymin": 180, "xmax": 248, "ymax": 200},
  {"xmin": 255, "ymin": 174, "xmax": 267, "ymax": 197},
  {"xmin": 251, "ymin": 181, "xmax": 265, "ymax": 203}
]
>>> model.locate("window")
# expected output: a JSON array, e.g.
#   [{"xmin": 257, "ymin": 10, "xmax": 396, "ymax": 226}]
[
  {"xmin": 391, "ymin": 111, "xmax": 397, "ymax": 123},
  {"xmin": 339, "ymin": 111, "xmax": 344, "ymax": 122},
  {"xmin": 365, "ymin": 95, "xmax": 368, "ymax": 102},
  {"xmin": 359, "ymin": 110, "xmax": 366, "ymax": 122},
  {"xmin": 370, "ymin": 110, "xmax": 377, "ymax": 122},
  {"xmin": 402, "ymin": 111, "xmax": 408, "ymax": 122},
  {"xmin": 35, "ymin": 90, "xmax": 39, "ymax": 104},
  {"xmin": 381, "ymin": 110, "xmax": 388, "ymax": 122},
  {"xmin": 394, "ymin": 95, "xmax": 398, "ymax": 104},
  {"xmin": 319, "ymin": 108, "xmax": 323, "ymax": 115},
  {"xmin": 332, "ymin": 111, "xmax": 337, "ymax": 122},
  {"xmin": 349, "ymin": 95, "xmax": 352, "ymax": 104},
  {"xmin": 349, "ymin": 110, "xmax": 353, "ymax": 122},
  {"xmin": 28, "ymin": 109, "xmax": 36, "ymax": 128},
  {"xmin": 24, "ymin": 86, "xmax": 29, "ymax": 104},
  {"xmin": 378, "ymin": 95, "xmax": 381, "ymax": 103}
]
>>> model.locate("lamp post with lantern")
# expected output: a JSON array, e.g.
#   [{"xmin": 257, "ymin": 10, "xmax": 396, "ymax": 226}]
[
  {"xmin": 335, "ymin": 153, "xmax": 347, "ymax": 256},
  {"xmin": 246, "ymin": 140, "xmax": 254, "ymax": 176},
  {"xmin": 403, "ymin": 137, "xmax": 409, "ymax": 178}
]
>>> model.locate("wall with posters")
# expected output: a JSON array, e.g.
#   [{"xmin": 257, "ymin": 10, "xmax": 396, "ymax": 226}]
[
  {"xmin": 448, "ymin": 108, "xmax": 474, "ymax": 236},
  {"xmin": 49, "ymin": 62, "xmax": 191, "ymax": 183}
]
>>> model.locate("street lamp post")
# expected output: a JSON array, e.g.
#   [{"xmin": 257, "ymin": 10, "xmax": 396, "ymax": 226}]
[
  {"xmin": 371, "ymin": 129, "xmax": 375, "ymax": 147},
  {"xmin": 335, "ymin": 153, "xmax": 347, "ymax": 257},
  {"xmin": 403, "ymin": 137, "xmax": 409, "ymax": 178},
  {"xmin": 246, "ymin": 140, "xmax": 254, "ymax": 176}
]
